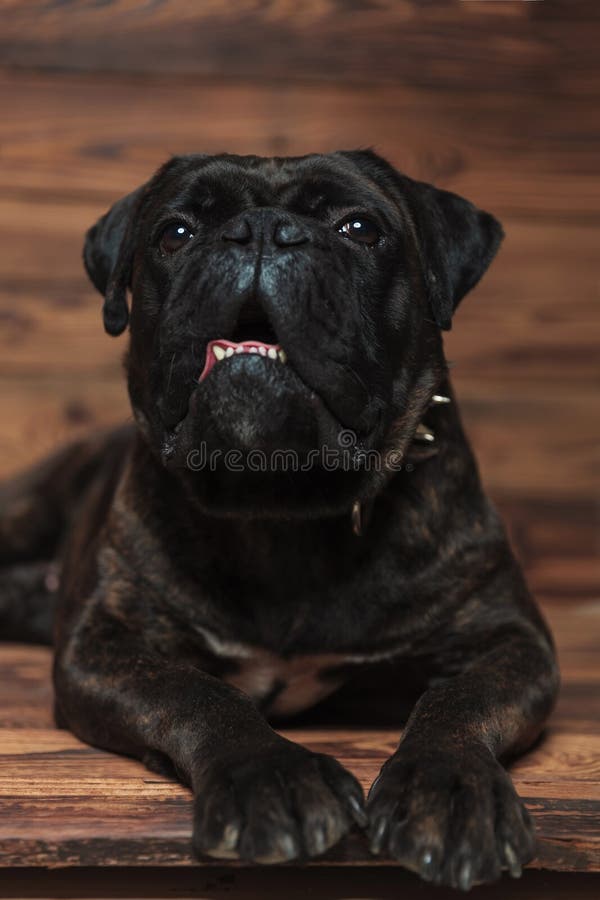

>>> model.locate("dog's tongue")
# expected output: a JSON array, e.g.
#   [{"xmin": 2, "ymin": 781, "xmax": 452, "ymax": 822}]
[{"xmin": 199, "ymin": 339, "xmax": 286, "ymax": 382}]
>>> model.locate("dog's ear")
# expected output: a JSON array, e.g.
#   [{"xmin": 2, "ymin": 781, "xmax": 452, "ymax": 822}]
[
  {"xmin": 398, "ymin": 176, "xmax": 504, "ymax": 330},
  {"xmin": 83, "ymin": 185, "xmax": 146, "ymax": 336},
  {"xmin": 341, "ymin": 151, "xmax": 504, "ymax": 330}
]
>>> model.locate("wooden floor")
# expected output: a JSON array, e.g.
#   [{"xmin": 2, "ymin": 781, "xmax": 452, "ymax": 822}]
[
  {"xmin": 0, "ymin": 0, "xmax": 598, "ymax": 894},
  {"xmin": 0, "ymin": 597, "xmax": 599, "ymax": 874}
]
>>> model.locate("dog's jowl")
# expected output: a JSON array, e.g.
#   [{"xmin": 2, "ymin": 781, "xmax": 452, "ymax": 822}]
[{"xmin": 0, "ymin": 151, "xmax": 559, "ymax": 888}]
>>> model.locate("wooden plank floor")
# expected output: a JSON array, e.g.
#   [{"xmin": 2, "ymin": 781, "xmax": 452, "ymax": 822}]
[{"xmin": 0, "ymin": 600, "xmax": 598, "ymax": 872}]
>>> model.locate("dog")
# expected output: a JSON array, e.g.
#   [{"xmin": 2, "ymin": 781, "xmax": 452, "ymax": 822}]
[{"xmin": 0, "ymin": 150, "xmax": 559, "ymax": 888}]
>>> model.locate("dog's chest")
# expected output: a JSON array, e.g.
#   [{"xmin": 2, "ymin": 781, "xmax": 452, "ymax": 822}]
[
  {"xmin": 191, "ymin": 619, "xmax": 401, "ymax": 716},
  {"xmin": 201, "ymin": 632, "xmax": 350, "ymax": 715},
  {"xmin": 227, "ymin": 649, "xmax": 350, "ymax": 716}
]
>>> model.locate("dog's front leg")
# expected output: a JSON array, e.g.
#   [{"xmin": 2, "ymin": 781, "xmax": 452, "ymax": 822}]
[
  {"xmin": 367, "ymin": 602, "xmax": 558, "ymax": 888},
  {"xmin": 54, "ymin": 608, "xmax": 366, "ymax": 863}
]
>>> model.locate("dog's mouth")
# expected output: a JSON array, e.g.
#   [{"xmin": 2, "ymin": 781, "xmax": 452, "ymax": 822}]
[
  {"xmin": 198, "ymin": 339, "xmax": 288, "ymax": 382},
  {"xmin": 161, "ymin": 296, "xmax": 378, "ymax": 460},
  {"xmin": 197, "ymin": 293, "xmax": 290, "ymax": 382}
]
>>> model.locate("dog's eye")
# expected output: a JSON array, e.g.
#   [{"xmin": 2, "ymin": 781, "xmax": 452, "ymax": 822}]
[
  {"xmin": 159, "ymin": 223, "xmax": 195, "ymax": 254},
  {"xmin": 337, "ymin": 217, "xmax": 380, "ymax": 245}
]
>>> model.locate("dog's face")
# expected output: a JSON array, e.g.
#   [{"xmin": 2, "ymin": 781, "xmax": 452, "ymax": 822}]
[{"xmin": 84, "ymin": 151, "xmax": 502, "ymax": 516}]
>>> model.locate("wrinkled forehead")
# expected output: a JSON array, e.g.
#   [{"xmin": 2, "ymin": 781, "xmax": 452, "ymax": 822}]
[{"xmin": 150, "ymin": 153, "xmax": 400, "ymax": 219}]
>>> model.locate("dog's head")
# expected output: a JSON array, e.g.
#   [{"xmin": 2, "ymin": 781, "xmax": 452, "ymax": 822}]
[{"xmin": 84, "ymin": 151, "xmax": 502, "ymax": 517}]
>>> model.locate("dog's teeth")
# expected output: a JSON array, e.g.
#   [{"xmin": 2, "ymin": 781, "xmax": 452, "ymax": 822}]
[
  {"xmin": 431, "ymin": 394, "xmax": 451, "ymax": 405},
  {"xmin": 213, "ymin": 343, "xmax": 285, "ymax": 364}
]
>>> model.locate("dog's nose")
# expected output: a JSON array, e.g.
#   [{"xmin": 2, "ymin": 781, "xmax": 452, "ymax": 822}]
[
  {"xmin": 222, "ymin": 217, "xmax": 252, "ymax": 245},
  {"xmin": 272, "ymin": 220, "xmax": 309, "ymax": 247},
  {"xmin": 222, "ymin": 211, "xmax": 309, "ymax": 249}
]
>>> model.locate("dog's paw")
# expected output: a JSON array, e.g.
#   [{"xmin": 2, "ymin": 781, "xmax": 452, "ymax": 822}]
[
  {"xmin": 367, "ymin": 744, "xmax": 535, "ymax": 889},
  {"xmin": 193, "ymin": 738, "xmax": 366, "ymax": 863}
]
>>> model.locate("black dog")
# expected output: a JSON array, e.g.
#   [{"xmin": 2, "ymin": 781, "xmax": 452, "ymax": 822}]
[{"xmin": 0, "ymin": 151, "xmax": 558, "ymax": 888}]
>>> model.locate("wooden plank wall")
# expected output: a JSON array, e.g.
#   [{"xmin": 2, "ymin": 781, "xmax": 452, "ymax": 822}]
[{"xmin": 0, "ymin": 0, "xmax": 598, "ymax": 606}]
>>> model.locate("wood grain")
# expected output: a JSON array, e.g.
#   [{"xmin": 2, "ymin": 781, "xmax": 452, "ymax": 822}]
[
  {"xmin": 1, "ymin": 73, "xmax": 599, "ymax": 220},
  {"xmin": 0, "ymin": 603, "xmax": 598, "ymax": 870},
  {"xmin": 0, "ymin": 0, "xmax": 598, "ymax": 97}
]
